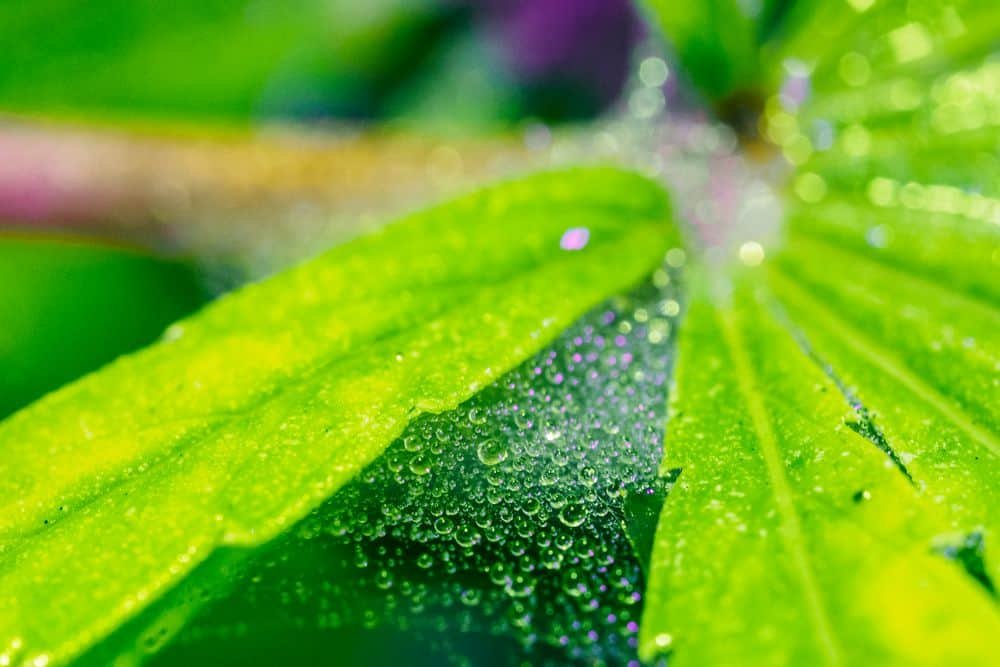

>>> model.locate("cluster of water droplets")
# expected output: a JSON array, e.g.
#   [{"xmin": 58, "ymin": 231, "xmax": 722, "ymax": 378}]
[{"xmin": 155, "ymin": 268, "xmax": 682, "ymax": 666}]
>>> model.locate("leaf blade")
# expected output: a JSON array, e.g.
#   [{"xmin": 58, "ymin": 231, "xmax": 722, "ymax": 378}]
[
  {"xmin": 768, "ymin": 256, "xmax": 1000, "ymax": 581},
  {"xmin": 638, "ymin": 269, "xmax": 1000, "ymax": 666},
  {"xmin": 0, "ymin": 167, "xmax": 678, "ymax": 666}
]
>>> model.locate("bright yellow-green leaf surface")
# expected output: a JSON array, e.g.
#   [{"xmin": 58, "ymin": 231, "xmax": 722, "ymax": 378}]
[
  {"xmin": 768, "ymin": 213, "xmax": 1000, "ymax": 583},
  {"xmin": 0, "ymin": 167, "xmax": 678, "ymax": 667},
  {"xmin": 769, "ymin": 0, "xmax": 1000, "ymax": 584},
  {"xmin": 638, "ymin": 269, "xmax": 1000, "ymax": 666}
]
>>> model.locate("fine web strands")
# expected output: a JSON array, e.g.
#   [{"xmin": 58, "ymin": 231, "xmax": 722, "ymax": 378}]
[{"xmin": 153, "ymin": 267, "xmax": 683, "ymax": 666}]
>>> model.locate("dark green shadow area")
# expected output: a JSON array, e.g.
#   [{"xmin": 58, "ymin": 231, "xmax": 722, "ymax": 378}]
[{"xmin": 0, "ymin": 235, "xmax": 208, "ymax": 419}]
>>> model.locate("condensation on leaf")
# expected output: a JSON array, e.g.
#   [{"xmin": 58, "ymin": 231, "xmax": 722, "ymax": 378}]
[{"xmin": 141, "ymin": 267, "xmax": 684, "ymax": 666}]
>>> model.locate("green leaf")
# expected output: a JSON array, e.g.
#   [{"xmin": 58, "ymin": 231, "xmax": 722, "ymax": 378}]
[
  {"xmin": 79, "ymin": 257, "xmax": 684, "ymax": 666},
  {"xmin": 0, "ymin": 167, "xmax": 677, "ymax": 666},
  {"xmin": 766, "ymin": 0, "xmax": 1000, "ymax": 588},
  {"xmin": 0, "ymin": 236, "xmax": 207, "ymax": 419},
  {"xmin": 638, "ymin": 269, "xmax": 1000, "ymax": 665},
  {"xmin": 640, "ymin": 2, "xmax": 1000, "ymax": 663},
  {"xmin": 769, "ymin": 228, "xmax": 999, "ymax": 581}
]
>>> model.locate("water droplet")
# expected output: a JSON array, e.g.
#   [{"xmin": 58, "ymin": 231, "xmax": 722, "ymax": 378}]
[
  {"xmin": 409, "ymin": 455, "xmax": 431, "ymax": 476},
  {"xmin": 476, "ymin": 439, "xmax": 508, "ymax": 466},
  {"xmin": 467, "ymin": 407, "xmax": 487, "ymax": 425},
  {"xmin": 375, "ymin": 569, "xmax": 394, "ymax": 590},
  {"xmin": 433, "ymin": 517, "xmax": 454, "ymax": 536},
  {"xmin": 454, "ymin": 525, "xmax": 482, "ymax": 548},
  {"xmin": 559, "ymin": 503, "xmax": 588, "ymax": 528}
]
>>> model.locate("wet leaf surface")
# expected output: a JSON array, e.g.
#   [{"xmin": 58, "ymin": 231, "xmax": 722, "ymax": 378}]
[
  {"xmin": 638, "ymin": 270, "xmax": 999, "ymax": 665},
  {"xmin": 0, "ymin": 167, "xmax": 676, "ymax": 666}
]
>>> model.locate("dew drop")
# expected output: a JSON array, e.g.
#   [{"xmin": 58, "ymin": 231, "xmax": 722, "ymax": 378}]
[
  {"xmin": 476, "ymin": 439, "xmax": 508, "ymax": 466},
  {"xmin": 408, "ymin": 455, "xmax": 432, "ymax": 476},
  {"xmin": 559, "ymin": 503, "xmax": 588, "ymax": 528}
]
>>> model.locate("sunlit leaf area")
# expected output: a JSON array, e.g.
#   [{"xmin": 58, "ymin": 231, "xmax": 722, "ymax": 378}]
[{"xmin": 1, "ymin": 1, "xmax": 997, "ymax": 665}]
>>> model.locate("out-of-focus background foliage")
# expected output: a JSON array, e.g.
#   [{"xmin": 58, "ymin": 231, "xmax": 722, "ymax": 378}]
[
  {"xmin": 0, "ymin": 237, "xmax": 206, "ymax": 418},
  {"xmin": 1, "ymin": 0, "xmax": 645, "ymax": 127},
  {"xmin": 1, "ymin": 0, "xmax": 653, "ymax": 417}
]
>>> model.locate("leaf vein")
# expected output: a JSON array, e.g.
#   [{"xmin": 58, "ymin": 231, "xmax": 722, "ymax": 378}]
[{"xmin": 717, "ymin": 306, "xmax": 843, "ymax": 667}]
